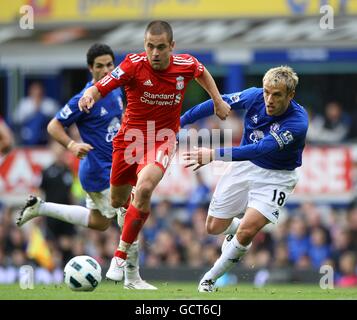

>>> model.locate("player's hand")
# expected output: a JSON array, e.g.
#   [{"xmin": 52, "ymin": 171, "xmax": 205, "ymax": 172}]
[
  {"xmin": 68, "ymin": 141, "xmax": 94, "ymax": 159},
  {"xmin": 78, "ymin": 95, "xmax": 95, "ymax": 113},
  {"xmin": 183, "ymin": 146, "xmax": 214, "ymax": 171},
  {"xmin": 214, "ymin": 100, "xmax": 231, "ymax": 120}
]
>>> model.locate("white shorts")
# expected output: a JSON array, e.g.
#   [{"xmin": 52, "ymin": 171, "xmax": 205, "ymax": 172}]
[
  {"xmin": 208, "ymin": 161, "xmax": 298, "ymax": 224},
  {"xmin": 86, "ymin": 188, "xmax": 117, "ymax": 219}
]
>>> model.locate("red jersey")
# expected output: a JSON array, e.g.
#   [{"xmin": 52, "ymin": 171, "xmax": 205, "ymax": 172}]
[{"xmin": 95, "ymin": 52, "xmax": 204, "ymax": 137}]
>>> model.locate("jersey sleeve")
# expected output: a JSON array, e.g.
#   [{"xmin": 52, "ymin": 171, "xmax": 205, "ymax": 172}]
[
  {"xmin": 95, "ymin": 54, "xmax": 136, "ymax": 98},
  {"xmin": 215, "ymin": 117, "xmax": 308, "ymax": 161},
  {"xmin": 55, "ymin": 97, "xmax": 84, "ymax": 127},
  {"xmin": 215, "ymin": 135, "xmax": 280, "ymax": 161},
  {"xmin": 190, "ymin": 55, "xmax": 205, "ymax": 78},
  {"xmin": 269, "ymin": 119, "xmax": 308, "ymax": 151},
  {"xmin": 180, "ymin": 87, "xmax": 259, "ymax": 127}
]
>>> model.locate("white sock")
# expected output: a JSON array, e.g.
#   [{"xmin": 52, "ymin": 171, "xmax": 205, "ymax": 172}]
[
  {"xmin": 124, "ymin": 240, "xmax": 141, "ymax": 282},
  {"xmin": 223, "ymin": 217, "xmax": 241, "ymax": 235},
  {"xmin": 38, "ymin": 202, "xmax": 90, "ymax": 227},
  {"xmin": 117, "ymin": 207, "xmax": 126, "ymax": 229},
  {"xmin": 203, "ymin": 236, "xmax": 251, "ymax": 282}
]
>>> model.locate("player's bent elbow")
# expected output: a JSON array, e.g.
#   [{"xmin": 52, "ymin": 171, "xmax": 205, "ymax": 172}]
[{"xmin": 47, "ymin": 118, "xmax": 58, "ymax": 135}]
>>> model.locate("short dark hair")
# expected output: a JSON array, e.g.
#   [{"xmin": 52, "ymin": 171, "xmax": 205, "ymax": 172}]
[
  {"xmin": 145, "ymin": 20, "xmax": 173, "ymax": 43},
  {"xmin": 87, "ymin": 43, "xmax": 115, "ymax": 66}
]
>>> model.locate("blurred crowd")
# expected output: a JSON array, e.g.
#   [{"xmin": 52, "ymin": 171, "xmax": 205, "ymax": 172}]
[
  {"xmin": 1, "ymin": 81, "xmax": 357, "ymax": 287},
  {"xmin": 1, "ymin": 190, "xmax": 357, "ymax": 287}
]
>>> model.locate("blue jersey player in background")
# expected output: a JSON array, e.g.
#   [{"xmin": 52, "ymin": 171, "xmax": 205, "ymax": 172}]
[
  {"xmin": 17, "ymin": 43, "xmax": 156, "ymax": 290},
  {"xmin": 182, "ymin": 66, "xmax": 308, "ymax": 292}
]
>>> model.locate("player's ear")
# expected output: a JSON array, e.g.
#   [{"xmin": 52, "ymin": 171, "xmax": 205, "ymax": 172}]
[
  {"xmin": 170, "ymin": 40, "xmax": 176, "ymax": 51},
  {"xmin": 288, "ymin": 90, "xmax": 295, "ymax": 100},
  {"xmin": 88, "ymin": 64, "xmax": 93, "ymax": 74}
]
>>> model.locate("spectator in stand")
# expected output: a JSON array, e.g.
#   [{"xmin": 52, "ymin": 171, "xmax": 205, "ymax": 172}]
[
  {"xmin": 14, "ymin": 81, "xmax": 59, "ymax": 146},
  {"xmin": 286, "ymin": 216, "xmax": 310, "ymax": 265},
  {"xmin": 307, "ymin": 101, "xmax": 350, "ymax": 144},
  {"xmin": 347, "ymin": 206, "xmax": 357, "ymax": 251},
  {"xmin": 347, "ymin": 93, "xmax": 357, "ymax": 141},
  {"xmin": 336, "ymin": 251, "xmax": 357, "ymax": 287},
  {"xmin": 330, "ymin": 227, "xmax": 353, "ymax": 272},
  {"xmin": 0, "ymin": 116, "xmax": 14, "ymax": 158},
  {"xmin": 308, "ymin": 227, "xmax": 331, "ymax": 269},
  {"xmin": 186, "ymin": 171, "xmax": 211, "ymax": 219}
]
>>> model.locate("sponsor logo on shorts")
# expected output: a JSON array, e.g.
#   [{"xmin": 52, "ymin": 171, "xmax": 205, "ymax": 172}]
[{"xmin": 272, "ymin": 210, "xmax": 279, "ymax": 218}]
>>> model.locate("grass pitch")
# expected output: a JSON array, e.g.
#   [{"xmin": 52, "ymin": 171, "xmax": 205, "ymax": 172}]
[{"xmin": 0, "ymin": 281, "xmax": 356, "ymax": 300}]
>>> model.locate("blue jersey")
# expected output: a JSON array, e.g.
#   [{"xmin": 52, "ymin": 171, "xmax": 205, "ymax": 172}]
[
  {"xmin": 180, "ymin": 87, "xmax": 308, "ymax": 170},
  {"xmin": 56, "ymin": 81, "xmax": 123, "ymax": 192}
]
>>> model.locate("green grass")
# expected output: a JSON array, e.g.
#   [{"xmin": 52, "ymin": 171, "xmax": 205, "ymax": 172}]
[{"xmin": 0, "ymin": 281, "xmax": 356, "ymax": 300}]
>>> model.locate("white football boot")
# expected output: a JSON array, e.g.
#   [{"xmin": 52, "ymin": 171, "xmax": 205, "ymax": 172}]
[
  {"xmin": 106, "ymin": 257, "xmax": 126, "ymax": 283},
  {"xmin": 16, "ymin": 195, "xmax": 42, "ymax": 227},
  {"xmin": 198, "ymin": 279, "xmax": 217, "ymax": 292},
  {"xmin": 124, "ymin": 279, "xmax": 158, "ymax": 290}
]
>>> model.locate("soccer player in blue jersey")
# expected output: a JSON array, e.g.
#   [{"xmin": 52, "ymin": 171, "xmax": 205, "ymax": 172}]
[
  {"xmin": 182, "ymin": 66, "xmax": 308, "ymax": 292},
  {"xmin": 16, "ymin": 43, "xmax": 156, "ymax": 290}
]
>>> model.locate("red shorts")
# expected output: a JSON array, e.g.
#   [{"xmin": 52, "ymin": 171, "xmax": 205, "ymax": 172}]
[{"xmin": 110, "ymin": 134, "xmax": 176, "ymax": 187}]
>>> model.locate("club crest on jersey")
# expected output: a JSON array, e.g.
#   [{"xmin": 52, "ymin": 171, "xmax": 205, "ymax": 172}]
[
  {"xmin": 249, "ymin": 130, "xmax": 264, "ymax": 144},
  {"xmin": 60, "ymin": 104, "xmax": 72, "ymax": 119},
  {"xmin": 280, "ymin": 130, "xmax": 294, "ymax": 145},
  {"xmin": 230, "ymin": 93, "xmax": 241, "ymax": 103},
  {"xmin": 176, "ymin": 76, "xmax": 184, "ymax": 90},
  {"xmin": 111, "ymin": 67, "xmax": 124, "ymax": 79}
]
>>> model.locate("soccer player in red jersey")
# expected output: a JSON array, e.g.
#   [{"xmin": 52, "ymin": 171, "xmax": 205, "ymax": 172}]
[{"xmin": 78, "ymin": 20, "xmax": 231, "ymax": 276}]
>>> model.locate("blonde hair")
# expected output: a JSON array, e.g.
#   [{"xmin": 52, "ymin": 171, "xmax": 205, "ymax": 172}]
[{"xmin": 263, "ymin": 66, "xmax": 299, "ymax": 94}]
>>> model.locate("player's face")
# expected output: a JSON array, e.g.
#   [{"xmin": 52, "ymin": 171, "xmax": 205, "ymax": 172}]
[
  {"xmin": 263, "ymin": 82, "xmax": 295, "ymax": 116},
  {"xmin": 89, "ymin": 55, "xmax": 115, "ymax": 83},
  {"xmin": 144, "ymin": 32, "xmax": 175, "ymax": 70}
]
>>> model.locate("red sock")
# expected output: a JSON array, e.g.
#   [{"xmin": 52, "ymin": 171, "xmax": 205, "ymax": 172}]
[{"xmin": 115, "ymin": 204, "xmax": 149, "ymax": 259}]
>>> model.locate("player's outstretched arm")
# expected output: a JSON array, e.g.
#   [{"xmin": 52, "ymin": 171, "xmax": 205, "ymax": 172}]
[
  {"xmin": 47, "ymin": 118, "xmax": 93, "ymax": 159},
  {"xmin": 183, "ymin": 146, "xmax": 214, "ymax": 171},
  {"xmin": 78, "ymin": 86, "xmax": 102, "ymax": 113},
  {"xmin": 195, "ymin": 67, "xmax": 231, "ymax": 120}
]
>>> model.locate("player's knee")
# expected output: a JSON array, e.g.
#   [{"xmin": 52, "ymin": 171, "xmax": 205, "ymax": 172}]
[
  {"xmin": 135, "ymin": 182, "xmax": 154, "ymax": 201},
  {"xmin": 111, "ymin": 196, "xmax": 126, "ymax": 209},
  {"xmin": 205, "ymin": 220, "xmax": 223, "ymax": 235},
  {"xmin": 96, "ymin": 223, "xmax": 109, "ymax": 232},
  {"xmin": 237, "ymin": 227, "xmax": 255, "ymax": 246},
  {"xmin": 88, "ymin": 216, "xmax": 110, "ymax": 231}
]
